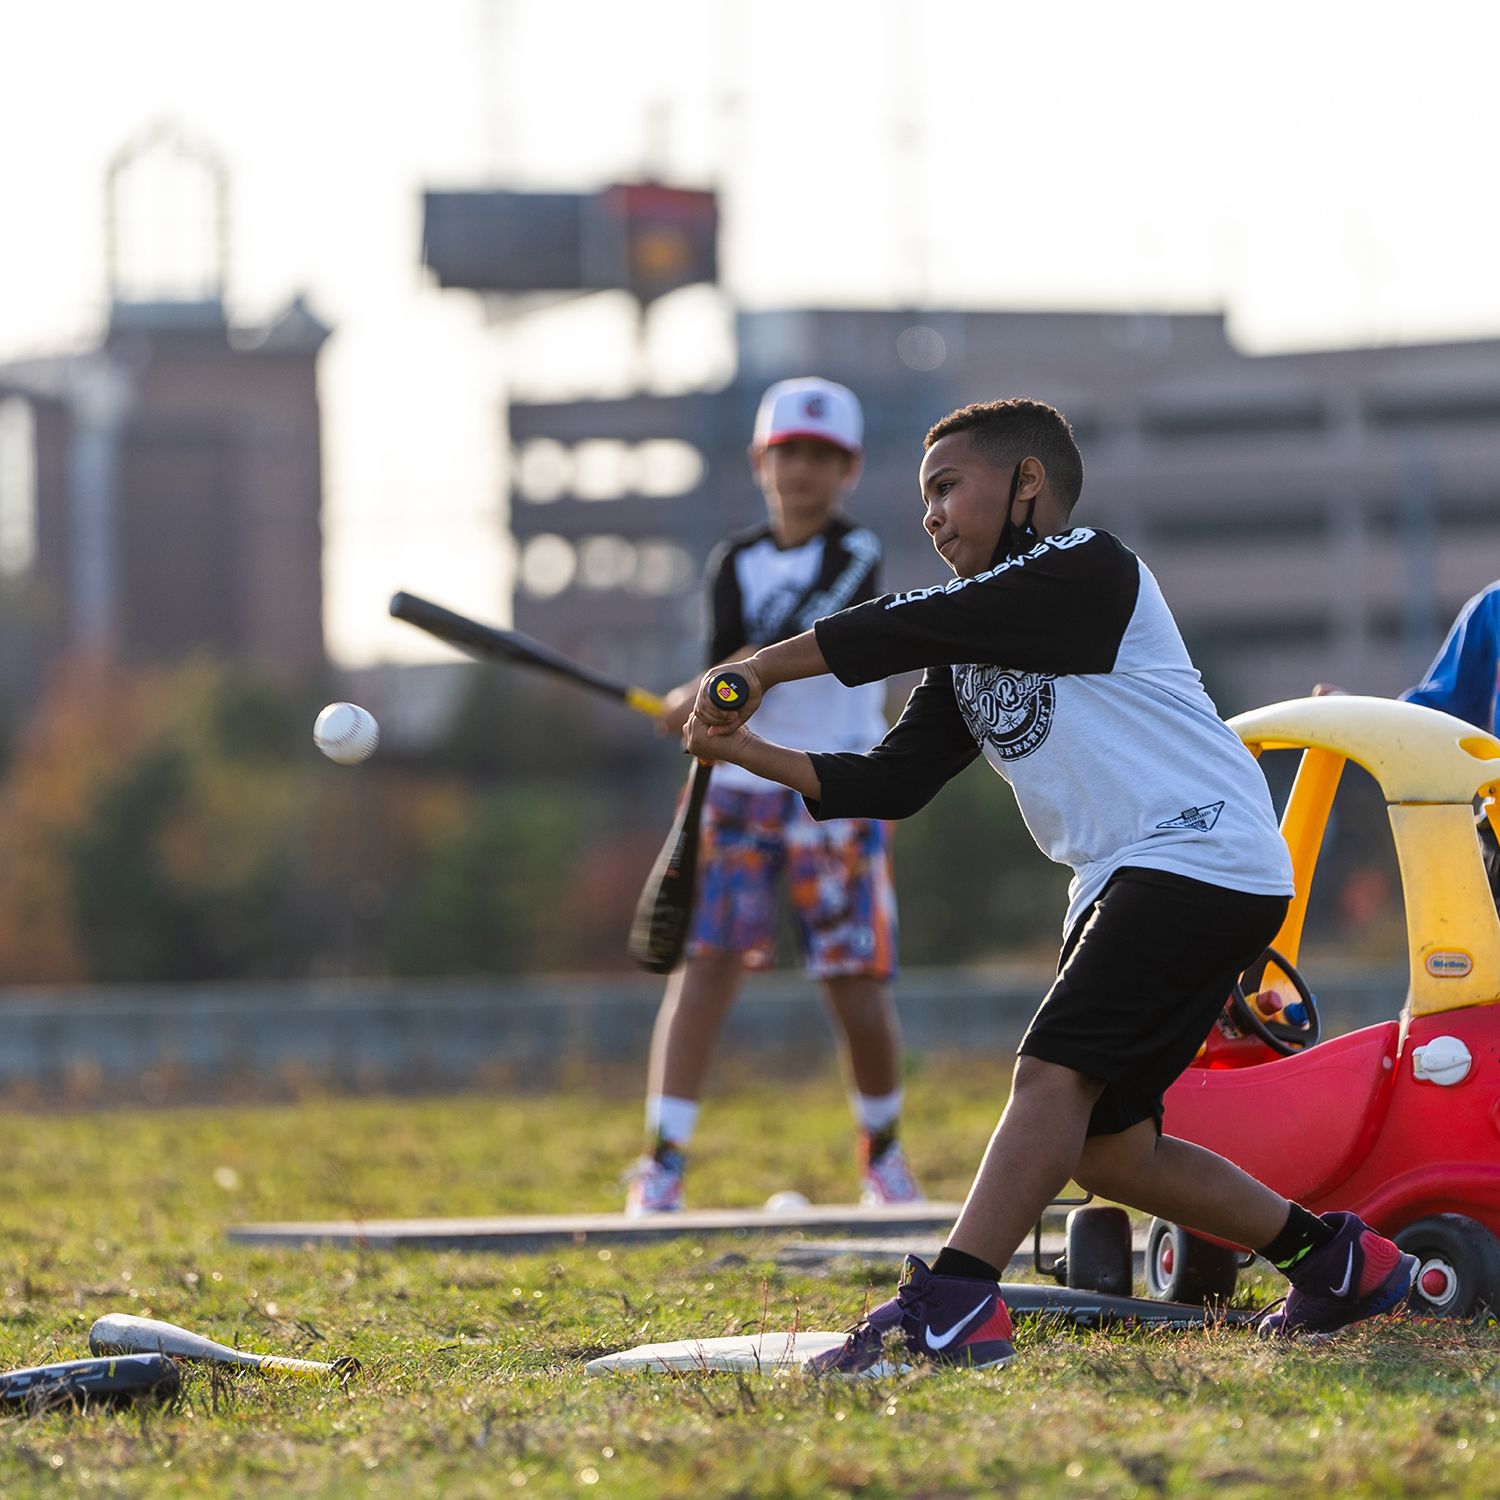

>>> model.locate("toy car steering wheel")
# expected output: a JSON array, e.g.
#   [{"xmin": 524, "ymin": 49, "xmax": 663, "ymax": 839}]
[{"xmin": 1227, "ymin": 947, "xmax": 1321, "ymax": 1056}]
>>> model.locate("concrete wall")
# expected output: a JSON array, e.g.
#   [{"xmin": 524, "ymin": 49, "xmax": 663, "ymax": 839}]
[{"xmin": 0, "ymin": 963, "xmax": 1407, "ymax": 1105}]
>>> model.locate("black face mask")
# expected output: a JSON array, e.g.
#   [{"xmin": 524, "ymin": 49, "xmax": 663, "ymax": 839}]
[{"xmin": 991, "ymin": 463, "xmax": 1038, "ymax": 566}]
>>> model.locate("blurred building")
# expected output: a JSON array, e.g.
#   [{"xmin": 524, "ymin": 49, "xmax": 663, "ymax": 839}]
[
  {"xmin": 0, "ymin": 123, "xmax": 328, "ymax": 708},
  {"xmin": 499, "ymin": 308, "xmax": 1500, "ymax": 715},
  {"xmin": 423, "ymin": 188, "xmax": 1500, "ymax": 713}
]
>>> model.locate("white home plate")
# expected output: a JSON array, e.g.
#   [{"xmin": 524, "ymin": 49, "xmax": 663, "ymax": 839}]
[{"xmin": 586, "ymin": 1331, "xmax": 849, "ymax": 1375}]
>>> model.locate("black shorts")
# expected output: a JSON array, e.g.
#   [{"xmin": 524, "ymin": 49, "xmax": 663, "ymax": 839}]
[{"xmin": 1018, "ymin": 867, "xmax": 1289, "ymax": 1138}]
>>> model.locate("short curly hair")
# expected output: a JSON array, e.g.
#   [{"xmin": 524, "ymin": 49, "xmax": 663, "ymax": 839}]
[{"xmin": 924, "ymin": 398, "xmax": 1084, "ymax": 512}]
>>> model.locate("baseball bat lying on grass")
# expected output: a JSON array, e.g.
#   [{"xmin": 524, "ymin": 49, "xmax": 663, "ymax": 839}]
[
  {"xmin": 89, "ymin": 1313, "xmax": 360, "ymax": 1381},
  {"xmin": 0, "ymin": 1353, "xmax": 180, "ymax": 1410}
]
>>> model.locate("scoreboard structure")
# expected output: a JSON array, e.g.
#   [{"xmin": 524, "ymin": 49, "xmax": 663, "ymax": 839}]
[{"xmin": 422, "ymin": 184, "xmax": 718, "ymax": 304}]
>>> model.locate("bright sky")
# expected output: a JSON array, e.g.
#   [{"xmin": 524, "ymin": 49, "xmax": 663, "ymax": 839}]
[{"xmin": 2, "ymin": 0, "xmax": 1498, "ymax": 664}]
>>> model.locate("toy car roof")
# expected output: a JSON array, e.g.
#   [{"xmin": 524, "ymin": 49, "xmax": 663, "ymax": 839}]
[
  {"xmin": 1231, "ymin": 695, "xmax": 1500, "ymax": 1018},
  {"xmin": 1232, "ymin": 695, "xmax": 1500, "ymax": 804}
]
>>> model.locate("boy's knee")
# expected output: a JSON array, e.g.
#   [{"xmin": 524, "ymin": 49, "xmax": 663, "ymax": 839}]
[
  {"xmin": 1076, "ymin": 1121, "xmax": 1158, "ymax": 1188},
  {"xmin": 1076, "ymin": 1129, "xmax": 1134, "ymax": 1179},
  {"xmin": 671, "ymin": 952, "xmax": 744, "ymax": 1008}
]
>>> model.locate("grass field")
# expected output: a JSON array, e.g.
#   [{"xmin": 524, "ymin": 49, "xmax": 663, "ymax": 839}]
[{"xmin": 0, "ymin": 1061, "xmax": 1496, "ymax": 1498}]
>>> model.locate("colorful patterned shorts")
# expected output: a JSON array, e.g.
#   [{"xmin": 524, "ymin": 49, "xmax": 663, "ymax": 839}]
[{"xmin": 687, "ymin": 783, "xmax": 897, "ymax": 978}]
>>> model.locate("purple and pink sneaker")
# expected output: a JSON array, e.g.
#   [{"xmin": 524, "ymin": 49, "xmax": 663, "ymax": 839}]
[
  {"xmin": 1256, "ymin": 1212, "xmax": 1419, "ymax": 1339},
  {"xmin": 808, "ymin": 1254, "xmax": 1015, "ymax": 1376}
]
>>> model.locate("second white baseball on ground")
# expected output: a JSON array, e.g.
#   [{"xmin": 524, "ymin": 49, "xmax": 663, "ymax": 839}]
[
  {"xmin": 313, "ymin": 702, "xmax": 380, "ymax": 764},
  {"xmin": 764, "ymin": 1190, "xmax": 810, "ymax": 1212}
]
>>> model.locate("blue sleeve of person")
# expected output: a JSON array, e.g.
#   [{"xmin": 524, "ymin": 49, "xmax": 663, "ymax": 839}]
[{"xmin": 1400, "ymin": 582, "xmax": 1500, "ymax": 736}]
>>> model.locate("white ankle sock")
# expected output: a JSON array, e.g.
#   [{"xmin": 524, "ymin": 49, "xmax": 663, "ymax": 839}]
[
  {"xmin": 852, "ymin": 1088, "xmax": 903, "ymax": 1134},
  {"xmin": 647, "ymin": 1094, "xmax": 699, "ymax": 1147}
]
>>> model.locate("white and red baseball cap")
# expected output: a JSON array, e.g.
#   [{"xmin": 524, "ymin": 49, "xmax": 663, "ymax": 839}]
[{"xmin": 753, "ymin": 377, "xmax": 863, "ymax": 454}]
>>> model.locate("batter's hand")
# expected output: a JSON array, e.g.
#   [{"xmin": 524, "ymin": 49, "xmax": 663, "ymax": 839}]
[
  {"xmin": 694, "ymin": 659, "xmax": 764, "ymax": 733},
  {"xmin": 653, "ymin": 681, "xmax": 697, "ymax": 737},
  {"xmin": 683, "ymin": 711, "xmax": 757, "ymax": 764}
]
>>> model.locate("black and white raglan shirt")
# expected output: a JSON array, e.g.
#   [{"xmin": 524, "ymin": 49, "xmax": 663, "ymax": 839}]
[
  {"xmin": 710, "ymin": 517, "xmax": 888, "ymax": 794},
  {"xmin": 806, "ymin": 527, "xmax": 1295, "ymax": 935}
]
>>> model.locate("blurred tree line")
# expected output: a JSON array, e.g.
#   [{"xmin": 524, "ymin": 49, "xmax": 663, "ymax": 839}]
[
  {"xmin": 0, "ymin": 654, "xmax": 1399, "ymax": 985},
  {"xmin": 0, "ymin": 656, "xmax": 1074, "ymax": 984}
]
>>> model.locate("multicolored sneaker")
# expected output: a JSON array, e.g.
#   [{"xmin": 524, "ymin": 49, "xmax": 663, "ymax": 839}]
[
  {"xmin": 1256, "ymin": 1212, "xmax": 1419, "ymax": 1339},
  {"xmin": 807, "ymin": 1254, "xmax": 1015, "ymax": 1376},
  {"xmin": 858, "ymin": 1134, "xmax": 925, "ymax": 1207},
  {"xmin": 623, "ymin": 1143, "xmax": 686, "ymax": 1217}
]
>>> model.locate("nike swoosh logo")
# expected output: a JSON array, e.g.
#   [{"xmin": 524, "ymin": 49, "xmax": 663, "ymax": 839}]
[
  {"xmin": 924, "ymin": 1299, "xmax": 990, "ymax": 1350},
  {"xmin": 1331, "ymin": 1248, "xmax": 1355, "ymax": 1298}
]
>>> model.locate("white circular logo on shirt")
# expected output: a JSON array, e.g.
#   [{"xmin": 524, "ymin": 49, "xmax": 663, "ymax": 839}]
[{"xmin": 954, "ymin": 665, "xmax": 1057, "ymax": 760}]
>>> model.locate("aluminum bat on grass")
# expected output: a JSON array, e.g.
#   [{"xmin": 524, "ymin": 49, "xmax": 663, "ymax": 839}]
[{"xmin": 89, "ymin": 1313, "xmax": 359, "ymax": 1380}]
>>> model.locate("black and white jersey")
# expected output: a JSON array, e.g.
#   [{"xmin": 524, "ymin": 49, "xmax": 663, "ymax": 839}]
[
  {"xmin": 808, "ymin": 527, "xmax": 1294, "ymax": 934},
  {"xmin": 709, "ymin": 517, "xmax": 888, "ymax": 793}
]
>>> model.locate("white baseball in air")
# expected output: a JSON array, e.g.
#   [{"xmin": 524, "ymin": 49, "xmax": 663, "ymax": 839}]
[{"xmin": 313, "ymin": 702, "xmax": 380, "ymax": 764}]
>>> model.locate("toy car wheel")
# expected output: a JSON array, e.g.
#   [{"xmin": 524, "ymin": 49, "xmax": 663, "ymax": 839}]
[
  {"xmin": 1063, "ymin": 1206, "xmax": 1133, "ymax": 1295},
  {"xmin": 1393, "ymin": 1214, "xmax": 1500, "ymax": 1319},
  {"xmin": 1145, "ymin": 1218, "xmax": 1240, "ymax": 1304}
]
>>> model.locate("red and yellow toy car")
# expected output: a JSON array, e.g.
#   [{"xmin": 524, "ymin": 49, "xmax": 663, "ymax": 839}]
[{"xmin": 1148, "ymin": 694, "xmax": 1500, "ymax": 1316}]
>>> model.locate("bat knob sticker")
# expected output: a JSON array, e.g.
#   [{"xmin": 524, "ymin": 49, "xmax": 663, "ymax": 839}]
[{"xmin": 709, "ymin": 671, "xmax": 749, "ymax": 708}]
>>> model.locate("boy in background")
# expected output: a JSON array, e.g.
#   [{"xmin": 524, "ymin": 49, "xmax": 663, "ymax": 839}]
[
  {"xmin": 1318, "ymin": 578, "xmax": 1500, "ymax": 898},
  {"xmin": 1402, "ymin": 580, "xmax": 1500, "ymax": 899},
  {"xmin": 626, "ymin": 378, "xmax": 922, "ymax": 1215}
]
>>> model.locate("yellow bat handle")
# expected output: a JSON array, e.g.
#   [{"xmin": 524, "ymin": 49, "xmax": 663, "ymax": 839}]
[
  {"xmin": 625, "ymin": 687, "xmax": 667, "ymax": 718},
  {"xmin": 257, "ymin": 1354, "xmax": 361, "ymax": 1380}
]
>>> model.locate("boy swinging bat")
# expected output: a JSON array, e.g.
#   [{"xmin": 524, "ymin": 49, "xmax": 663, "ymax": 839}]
[{"xmin": 685, "ymin": 397, "xmax": 1419, "ymax": 1373}]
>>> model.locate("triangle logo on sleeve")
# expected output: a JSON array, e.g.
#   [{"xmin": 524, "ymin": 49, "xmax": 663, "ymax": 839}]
[{"xmin": 1156, "ymin": 801, "xmax": 1225, "ymax": 833}]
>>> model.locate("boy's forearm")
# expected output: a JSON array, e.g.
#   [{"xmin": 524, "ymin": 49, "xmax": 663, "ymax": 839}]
[
  {"xmin": 718, "ymin": 740, "xmax": 822, "ymax": 801},
  {"xmin": 746, "ymin": 629, "xmax": 830, "ymax": 690}
]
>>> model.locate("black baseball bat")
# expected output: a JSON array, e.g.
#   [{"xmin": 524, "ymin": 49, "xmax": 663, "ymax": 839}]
[
  {"xmin": 628, "ymin": 671, "xmax": 749, "ymax": 973},
  {"xmin": 389, "ymin": 592, "xmax": 666, "ymax": 718},
  {"xmin": 0, "ymin": 1353, "xmax": 180, "ymax": 1409}
]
